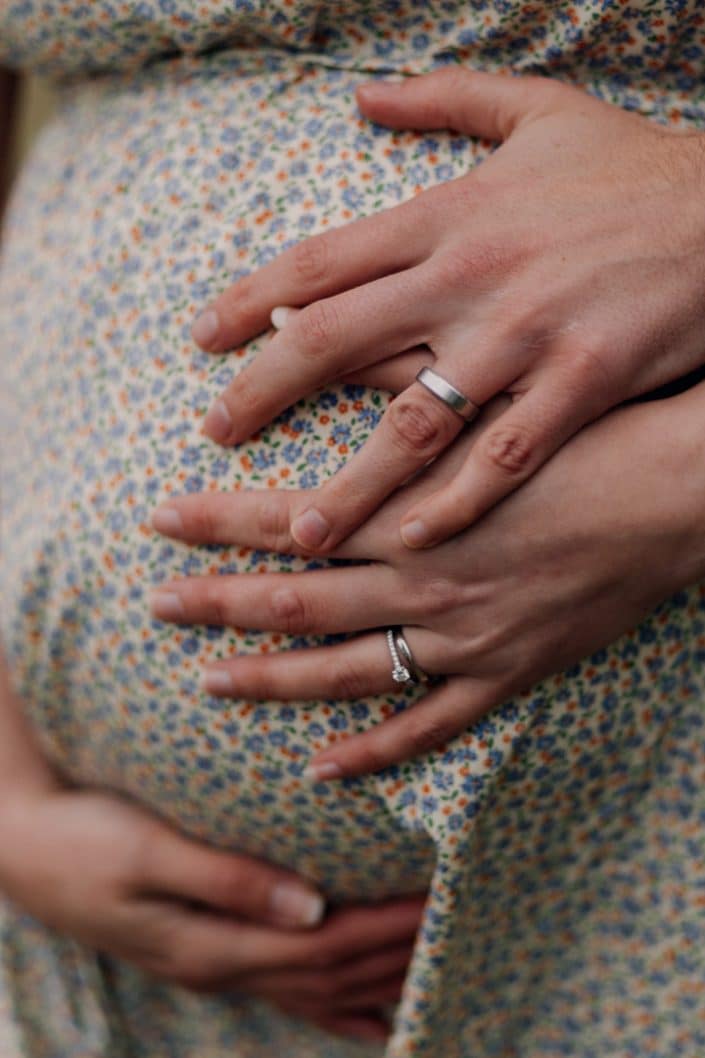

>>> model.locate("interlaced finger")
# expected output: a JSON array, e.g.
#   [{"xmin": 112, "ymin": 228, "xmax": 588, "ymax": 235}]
[
  {"xmin": 200, "ymin": 629, "xmax": 448, "ymax": 701},
  {"xmin": 192, "ymin": 198, "xmax": 436, "ymax": 353},
  {"xmin": 202, "ymin": 266, "xmax": 435, "ymax": 447},
  {"xmin": 271, "ymin": 307, "xmax": 435, "ymax": 395},
  {"xmin": 286, "ymin": 376, "xmax": 467, "ymax": 552},
  {"xmin": 400, "ymin": 363, "xmax": 611, "ymax": 547},
  {"xmin": 151, "ymin": 487, "xmax": 382, "ymax": 562},
  {"xmin": 150, "ymin": 566, "xmax": 411, "ymax": 636}
]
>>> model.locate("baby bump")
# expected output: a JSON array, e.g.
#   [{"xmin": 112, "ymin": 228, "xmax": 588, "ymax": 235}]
[
  {"xmin": 0, "ymin": 53, "xmax": 488, "ymax": 899},
  {"xmin": 6, "ymin": 51, "xmax": 704, "ymax": 914}
]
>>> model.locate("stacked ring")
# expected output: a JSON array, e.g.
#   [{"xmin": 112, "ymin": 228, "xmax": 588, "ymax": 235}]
[{"xmin": 385, "ymin": 627, "xmax": 429, "ymax": 685}]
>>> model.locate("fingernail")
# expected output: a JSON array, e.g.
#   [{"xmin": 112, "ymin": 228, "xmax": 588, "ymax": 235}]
[
  {"xmin": 360, "ymin": 75, "xmax": 405, "ymax": 90},
  {"xmin": 302, "ymin": 761, "xmax": 342, "ymax": 783},
  {"xmin": 400, "ymin": 518, "xmax": 429, "ymax": 549},
  {"xmin": 270, "ymin": 305, "xmax": 295, "ymax": 330},
  {"xmin": 150, "ymin": 591, "xmax": 185, "ymax": 621},
  {"xmin": 357, "ymin": 77, "xmax": 405, "ymax": 101},
  {"xmin": 203, "ymin": 399, "xmax": 233, "ymax": 443},
  {"xmin": 151, "ymin": 506, "xmax": 185, "ymax": 537},
  {"xmin": 192, "ymin": 309, "xmax": 219, "ymax": 348},
  {"xmin": 291, "ymin": 508, "xmax": 330, "ymax": 550},
  {"xmin": 201, "ymin": 668, "xmax": 234, "ymax": 695},
  {"xmin": 270, "ymin": 884, "xmax": 325, "ymax": 927}
]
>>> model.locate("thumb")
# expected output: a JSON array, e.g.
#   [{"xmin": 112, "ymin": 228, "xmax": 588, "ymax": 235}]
[
  {"xmin": 356, "ymin": 67, "xmax": 572, "ymax": 142},
  {"xmin": 141, "ymin": 825, "xmax": 326, "ymax": 929}
]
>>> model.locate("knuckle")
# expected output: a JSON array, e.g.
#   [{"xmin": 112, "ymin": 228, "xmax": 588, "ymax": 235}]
[
  {"xmin": 434, "ymin": 241, "xmax": 510, "ymax": 290},
  {"xmin": 422, "ymin": 576, "xmax": 462, "ymax": 615},
  {"xmin": 203, "ymin": 582, "xmax": 232, "ymax": 625},
  {"xmin": 187, "ymin": 502, "xmax": 220, "ymax": 541},
  {"xmin": 217, "ymin": 275, "xmax": 259, "ymax": 333},
  {"xmin": 566, "ymin": 340, "xmax": 614, "ymax": 406},
  {"xmin": 232, "ymin": 369, "xmax": 262, "ymax": 418},
  {"xmin": 256, "ymin": 496, "xmax": 295, "ymax": 553},
  {"xmin": 230, "ymin": 274, "xmax": 257, "ymax": 316},
  {"xmin": 352, "ymin": 739, "xmax": 397, "ymax": 777},
  {"xmin": 244, "ymin": 655, "xmax": 296, "ymax": 701},
  {"xmin": 407, "ymin": 714, "xmax": 457, "ymax": 758},
  {"xmin": 296, "ymin": 300, "xmax": 342, "ymax": 361},
  {"xmin": 482, "ymin": 425, "xmax": 535, "ymax": 478},
  {"xmin": 292, "ymin": 235, "xmax": 329, "ymax": 286},
  {"xmin": 330, "ymin": 659, "xmax": 371, "ymax": 700},
  {"xmin": 402, "ymin": 575, "xmax": 459, "ymax": 620},
  {"xmin": 387, "ymin": 396, "xmax": 452, "ymax": 455},
  {"xmin": 205, "ymin": 858, "xmax": 249, "ymax": 908},
  {"xmin": 270, "ymin": 585, "xmax": 312, "ymax": 633}
]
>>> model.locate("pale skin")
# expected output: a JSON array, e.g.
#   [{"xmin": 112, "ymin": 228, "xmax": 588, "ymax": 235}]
[
  {"xmin": 151, "ymin": 383, "xmax": 705, "ymax": 780},
  {"xmin": 0, "ymin": 72, "xmax": 423, "ymax": 1046},
  {"xmin": 191, "ymin": 68, "xmax": 705, "ymax": 554},
  {"xmin": 0, "ymin": 648, "xmax": 425, "ymax": 1042}
]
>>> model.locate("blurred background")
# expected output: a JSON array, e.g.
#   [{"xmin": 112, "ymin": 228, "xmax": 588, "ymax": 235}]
[{"xmin": 11, "ymin": 76, "xmax": 54, "ymax": 175}]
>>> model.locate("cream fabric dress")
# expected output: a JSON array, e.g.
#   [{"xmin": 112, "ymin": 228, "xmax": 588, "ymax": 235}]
[{"xmin": 1, "ymin": 2, "xmax": 705, "ymax": 1055}]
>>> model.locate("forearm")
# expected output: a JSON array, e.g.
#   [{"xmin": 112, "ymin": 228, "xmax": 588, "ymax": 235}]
[{"xmin": 0, "ymin": 647, "xmax": 57, "ymax": 799}]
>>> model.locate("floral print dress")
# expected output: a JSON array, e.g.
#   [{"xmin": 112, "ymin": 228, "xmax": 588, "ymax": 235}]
[{"xmin": 1, "ymin": 2, "xmax": 705, "ymax": 1056}]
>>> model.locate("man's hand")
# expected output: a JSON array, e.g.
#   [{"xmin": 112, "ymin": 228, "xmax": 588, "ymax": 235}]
[{"xmin": 191, "ymin": 68, "xmax": 705, "ymax": 552}]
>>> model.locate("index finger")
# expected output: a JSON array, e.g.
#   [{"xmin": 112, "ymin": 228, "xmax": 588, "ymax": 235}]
[
  {"xmin": 202, "ymin": 268, "xmax": 434, "ymax": 446},
  {"xmin": 286, "ymin": 376, "xmax": 467, "ymax": 552},
  {"xmin": 191, "ymin": 199, "xmax": 435, "ymax": 353},
  {"xmin": 141, "ymin": 825, "xmax": 325, "ymax": 929}
]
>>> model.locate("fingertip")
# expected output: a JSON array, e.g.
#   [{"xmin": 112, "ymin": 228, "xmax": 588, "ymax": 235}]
[
  {"xmin": 201, "ymin": 667, "xmax": 234, "ymax": 696},
  {"xmin": 356, "ymin": 75, "xmax": 406, "ymax": 97},
  {"xmin": 151, "ymin": 505, "xmax": 185, "ymax": 538},
  {"xmin": 150, "ymin": 589, "xmax": 185, "ymax": 622},
  {"xmin": 399, "ymin": 517, "xmax": 431, "ymax": 549},
  {"xmin": 302, "ymin": 761, "xmax": 343, "ymax": 783},
  {"xmin": 203, "ymin": 399, "xmax": 234, "ymax": 444},
  {"xmin": 191, "ymin": 309, "xmax": 220, "ymax": 350},
  {"xmin": 270, "ymin": 305, "xmax": 297, "ymax": 330},
  {"xmin": 270, "ymin": 883, "xmax": 326, "ymax": 928},
  {"xmin": 355, "ymin": 76, "xmax": 407, "ymax": 111},
  {"xmin": 290, "ymin": 507, "xmax": 331, "ymax": 551}
]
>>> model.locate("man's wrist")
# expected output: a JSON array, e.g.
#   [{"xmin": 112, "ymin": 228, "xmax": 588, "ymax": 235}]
[{"xmin": 657, "ymin": 381, "xmax": 705, "ymax": 589}]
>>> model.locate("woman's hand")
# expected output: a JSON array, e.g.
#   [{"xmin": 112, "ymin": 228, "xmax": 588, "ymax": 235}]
[
  {"xmin": 191, "ymin": 67, "xmax": 705, "ymax": 551},
  {"xmin": 0, "ymin": 781, "xmax": 423, "ymax": 1042},
  {"xmin": 150, "ymin": 384, "xmax": 705, "ymax": 779}
]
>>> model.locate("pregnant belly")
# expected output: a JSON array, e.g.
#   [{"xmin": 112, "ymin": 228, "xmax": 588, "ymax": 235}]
[{"xmin": 0, "ymin": 51, "xmax": 485, "ymax": 901}]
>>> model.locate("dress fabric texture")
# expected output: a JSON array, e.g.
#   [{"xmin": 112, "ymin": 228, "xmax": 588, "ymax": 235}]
[{"xmin": 1, "ymin": 2, "xmax": 705, "ymax": 1056}]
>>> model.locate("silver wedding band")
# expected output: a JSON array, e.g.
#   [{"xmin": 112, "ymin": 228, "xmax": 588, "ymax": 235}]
[
  {"xmin": 386, "ymin": 627, "xmax": 429, "ymax": 685},
  {"xmin": 416, "ymin": 366, "xmax": 480, "ymax": 423}
]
